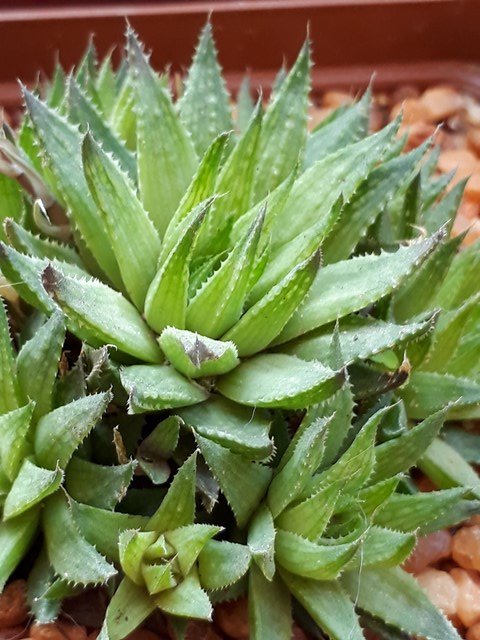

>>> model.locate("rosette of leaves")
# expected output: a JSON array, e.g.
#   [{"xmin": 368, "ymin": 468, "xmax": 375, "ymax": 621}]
[
  {"xmin": 0, "ymin": 26, "xmax": 452, "ymax": 421},
  {"xmin": 0, "ymin": 302, "xmax": 141, "ymax": 619},
  {"xmin": 189, "ymin": 357, "xmax": 475, "ymax": 640},
  {"xmin": 0, "ymin": 19, "xmax": 478, "ymax": 640}
]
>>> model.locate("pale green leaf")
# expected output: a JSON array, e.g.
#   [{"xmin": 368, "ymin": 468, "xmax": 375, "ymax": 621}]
[
  {"xmin": 66, "ymin": 456, "xmax": 135, "ymax": 509},
  {"xmin": 198, "ymin": 539, "xmax": 251, "ymax": 590},
  {"xmin": 3, "ymin": 460, "xmax": 62, "ymax": 520},
  {"xmin": 249, "ymin": 567, "xmax": 291, "ymax": 640}
]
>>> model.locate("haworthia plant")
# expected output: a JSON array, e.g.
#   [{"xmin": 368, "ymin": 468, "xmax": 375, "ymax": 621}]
[{"xmin": 0, "ymin": 20, "xmax": 477, "ymax": 640}]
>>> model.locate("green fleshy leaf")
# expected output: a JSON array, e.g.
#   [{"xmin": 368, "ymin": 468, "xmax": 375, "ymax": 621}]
[
  {"xmin": 95, "ymin": 53, "xmax": 117, "ymax": 118},
  {"xmin": 100, "ymin": 577, "xmax": 156, "ymax": 640},
  {"xmin": 0, "ymin": 508, "xmax": 39, "ymax": 591},
  {"xmin": 375, "ymin": 488, "xmax": 467, "ymax": 534},
  {"xmin": 4, "ymin": 218, "xmax": 82, "ymax": 266},
  {"xmin": 217, "ymin": 354, "xmax": 343, "ymax": 410},
  {"xmin": 371, "ymin": 406, "xmax": 448, "ymax": 483},
  {"xmin": 349, "ymin": 526, "xmax": 416, "ymax": 569},
  {"xmin": 282, "ymin": 569, "xmax": 364, "ymax": 640},
  {"xmin": 136, "ymin": 416, "xmax": 180, "ymax": 483},
  {"xmin": 159, "ymin": 328, "xmax": 239, "ymax": 379},
  {"xmin": 322, "ymin": 143, "xmax": 429, "ymax": 263},
  {"xmin": 282, "ymin": 313, "xmax": 436, "ymax": 366},
  {"xmin": 422, "ymin": 179, "xmax": 465, "ymax": 235},
  {"xmin": 254, "ymin": 41, "xmax": 310, "ymax": 199},
  {"xmin": 119, "ymin": 529, "xmax": 158, "ymax": 584},
  {"xmin": 434, "ymin": 240, "xmax": 480, "ymax": 310},
  {"xmin": 195, "ymin": 102, "xmax": 262, "ymax": 255},
  {"xmin": 163, "ymin": 132, "xmax": 229, "ymax": 255},
  {"xmin": 392, "ymin": 235, "xmax": 462, "ymax": 321},
  {"xmin": 128, "ymin": 29, "xmax": 197, "ymax": 237},
  {"xmin": 41, "ymin": 265, "xmax": 162, "ymax": 363},
  {"xmin": 147, "ymin": 452, "xmax": 197, "ymax": 533},
  {"xmin": 420, "ymin": 437, "xmax": 480, "ymax": 498},
  {"xmin": 300, "ymin": 405, "xmax": 388, "ymax": 500},
  {"xmin": 196, "ymin": 434, "xmax": 272, "ymax": 527},
  {"xmin": 144, "ymin": 204, "xmax": 207, "ymax": 334},
  {"xmin": 179, "ymin": 396, "xmax": 272, "ymax": 460},
  {"xmin": 0, "ymin": 300, "xmax": 19, "ymax": 413},
  {"xmin": 166, "ymin": 524, "xmax": 222, "ymax": 575},
  {"xmin": 43, "ymin": 492, "xmax": 116, "ymax": 585},
  {"xmin": 249, "ymin": 567, "xmax": 292, "ymax": 640},
  {"xmin": 155, "ymin": 567, "xmax": 212, "ymax": 620},
  {"xmin": 276, "ymin": 230, "xmax": 444, "ymax": 343},
  {"xmin": 271, "ymin": 119, "xmax": 399, "ymax": 252},
  {"xmin": 443, "ymin": 426, "xmax": 480, "ymax": 465},
  {"xmin": 276, "ymin": 483, "xmax": 338, "ymax": 542},
  {"xmin": 110, "ymin": 77, "xmax": 137, "ymax": 150},
  {"xmin": 66, "ymin": 456, "xmax": 135, "ymax": 509},
  {"xmin": 342, "ymin": 567, "xmax": 461, "ymax": 640},
  {"xmin": 401, "ymin": 370, "xmax": 480, "ymax": 419},
  {"xmin": 82, "ymin": 132, "xmax": 161, "ymax": 309},
  {"xmin": 420, "ymin": 295, "xmax": 480, "ymax": 374},
  {"xmin": 3, "ymin": 460, "xmax": 62, "ymax": 520},
  {"xmin": 0, "ymin": 244, "xmax": 58, "ymax": 313},
  {"xmin": 68, "ymin": 75, "xmax": 135, "ymax": 179},
  {"xmin": 248, "ymin": 504, "xmax": 276, "ymax": 580},
  {"xmin": 17, "ymin": 311, "xmax": 65, "ymax": 420},
  {"xmin": 120, "ymin": 365, "xmax": 208, "ymax": 414},
  {"xmin": 303, "ymin": 90, "xmax": 370, "ymax": 168},
  {"xmin": 71, "ymin": 500, "xmax": 148, "ymax": 563},
  {"xmin": 304, "ymin": 381, "xmax": 354, "ymax": 468},
  {"xmin": 0, "ymin": 174, "xmax": 25, "ymax": 240},
  {"xmin": 178, "ymin": 22, "xmax": 233, "ymax": 156},
  {"xmin": 237, "ymin": 77, "xmax": 254, "ymax": 132},
  {"xmin": 142, "ymin": 562, "xmax": 176, "ymax": 595},
  {"xmin": 0, "ymin": 402, "xmax": 34, "ymax": 481},
  {"xmin": 198, "ymin": 539, "xmax": 251, "ymax": 591},
  {"xmin": 275, "ymin": 529, "xmax": 361, "ymax": 580},
  {"xmin": 27, "ymin": 547, "xmax": 61, "ymax": 623},
  {"xmin": 223, "ymin": 249, "xmax": 320, "ymax": 357},
  {"xmin": 23, "ymin": 90, "xmax": 122, "ymax": 287},
  {"xmin": 35, "ymin": 391, "xmax": 111, "ymax": 470},
  {"xmin": 268, "ymin": 416, "xmax": 329, "ymax": 518},
  {"xmin": 187, "ymin": 210, "xmax": 264, "ymax": 338}
]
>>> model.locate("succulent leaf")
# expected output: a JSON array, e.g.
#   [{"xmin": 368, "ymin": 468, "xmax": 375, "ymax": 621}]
[
  {"xmin": 217, "ymin": 353, "xmax": 344, "ymax": 410},
  {"xmin": 34, "ymin": 391, "xmax": 111, "ymax": 470},
  {"xmin": 0, "ymin": 402, "xmax": 34, "ymax": 481},
  {"xmin": 41, "ymin": 265, "xmax": 162, "ymax": 363},
  {"xmin": 127, "ymin": 29, "xmax": 198, "ymax": 237},
  {"xmin": 3, "ymin": 460, "xmax": 63, "ymax": 520},
  {"xmin": 0, "ymin": 301, "xmax": 19, "ymax": 414},
  {"xmin": 82, "ymin": 132, "xmax": 161, "ymax": 309},
  {"xmin": 178, "ymin": 22, "xmax": 233, "ymax": 156},
  {"xmin": 43, "ymin": 492, "xmax": 116, "ymax": 585},
  {"xmin": 342, "ymin": 567, "xmax": 462, "ymax": 640},
  {"xmin": 65, "ymin": 456, "xmax": 135, "ymax": 509},
  {"xmin": 198, "ymin": 539, "xmax": 252, "ymax": 590},
  {"xmin": 0, "ymin": 508, "xmax": 39, "ymax": 591},
  {"xmin": 249, "ymin": 566, "xmax": 292, "ymax": 640},
  {"xmin": 248, "ymin": 504, "xmax": 276, "ymax": 580},
  {"xmin": 179, "ymin": 396, "xmax": 272, "ymax": 460},
  {"xmin": 120, "ymin": 365, "xmax": 208, "ymax": 414}
]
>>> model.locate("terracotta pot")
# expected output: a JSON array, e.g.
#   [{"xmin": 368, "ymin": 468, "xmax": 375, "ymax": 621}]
[{"xmin": 1, "ymin": 0, "xmax": 480, "ymax": 112}]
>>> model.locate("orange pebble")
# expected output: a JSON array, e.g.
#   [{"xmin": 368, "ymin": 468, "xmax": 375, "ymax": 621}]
[
  {"xmin": 401, "ymin": 121, "xmax": 437, "ymax": 151},
  {"xmin": 390, "ymin": 98, "xmax": 430, "ymax": 125},
  {"xmin": 403, "ymin": 530, "xmax": 452, "ymax": 574},
  {"xmin": 421, "ymin": 86, "xmax": 465, "ymax": 122},
  {"xmin": 467, "ymin": 128, "xmax": 480, "ymax": 156},
  {"xmin": 322, "ymin": 90, "xmax": 353, "ymax": 109},
  {"xmin": 292, "ymin": 627, "xmax": 309, "ymax": 640},
  {"xmin": 466, "ymin": 175, "xmax": 480, "ymax": 203},
  {"xmin": 185, "ymin": 622, "xmax": 221, "ymax": 640},
  {"xmin": 125, "ymin": 632, "xmax": 161, "ymax": 640},
  {"xmin": 451, "ymin": 568, "xmax": 480, "ymax": 627},
  {"xmin": 0, "ymin": 581, "xmax": 29, "ymax": 628},
  {"xmin": 467, "ymin": 516, "xmax": 480, "ymax": 527},
  {"xmin": 214, "ymin": 598, "xmax": 249, "ymax": 639},
  {"xmin": 0, "ymin": 627, "xmax": 28, "ymax": 640},
  {"xmin": 453, "ymin": 525, "xmax": 480, "ymax": 570},
  {"xmin": 416, "ymin": 568, "xmax": 458, "ymax": 617},
  {"xmin": 30, "ymin": 623, "xmax": 87, "ymax": 640},
  {"xmin": 438, "ymin": 149, "xmax": 479, "ymax": 180},
  {"xmin": 467, "ymin": 622, "xmax": 480, "ymax": 640}
]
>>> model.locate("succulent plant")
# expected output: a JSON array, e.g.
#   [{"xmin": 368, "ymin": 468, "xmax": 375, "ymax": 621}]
[{"xmin": 0, "ymin": 20, "xmax": 479, "ymax": 640}]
